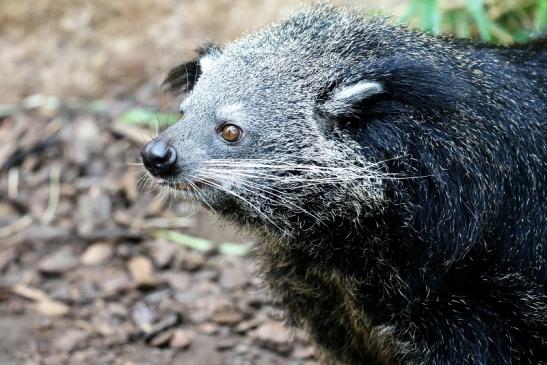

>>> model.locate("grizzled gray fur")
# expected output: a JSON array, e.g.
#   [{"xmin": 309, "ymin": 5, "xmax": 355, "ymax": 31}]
[{"xmin": 142, "ymin": 5, "xmax": 547, "ymax": 365}]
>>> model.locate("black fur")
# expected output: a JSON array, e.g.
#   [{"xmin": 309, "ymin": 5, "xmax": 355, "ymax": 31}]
[
  {"xmin": 159, "ymin": 8, "xmax": 547, "ymax": 365},
  {"xmin": 271, "ymin": 37, "xmax": 547, "ymax": 363},
  {"xmin": 161, "ymin": 42, "xmax": 219, "ymax": 95}
]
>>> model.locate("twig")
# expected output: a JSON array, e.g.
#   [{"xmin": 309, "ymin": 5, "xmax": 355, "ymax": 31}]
[
  {"xmin": 7, "ymin": 168, "xmax": 18, "ymax": 199},
  {"xmin": 42, "ymin": 162, "xmax": 62, "ymax": 225},
  {"xmin": 0, "ymin": 214, "xmax": 33, "ymax": 240}
]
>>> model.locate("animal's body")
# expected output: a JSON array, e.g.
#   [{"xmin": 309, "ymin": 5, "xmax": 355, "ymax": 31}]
[{"xmin": 141, "ymin": 6, "xmax": 547, "ymax": 364}]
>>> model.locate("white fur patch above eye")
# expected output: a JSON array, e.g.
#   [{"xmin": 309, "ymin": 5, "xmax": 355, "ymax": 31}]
[
  {"xmin": 333, "ymin": 81, "xmax": 384, "ymax": 103},
  {"xmin": 217, "ymin": 103, "xmax": 245, "ymax": 120},
  {"xmin": 199, "ymin": 55, "xmax": 217, "ymax": 73}
]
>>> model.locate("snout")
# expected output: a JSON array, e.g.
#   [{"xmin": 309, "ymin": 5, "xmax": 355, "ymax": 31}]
[{"xmin": 141, "ymin": 139, "xmax": 177, "ymax": 177}]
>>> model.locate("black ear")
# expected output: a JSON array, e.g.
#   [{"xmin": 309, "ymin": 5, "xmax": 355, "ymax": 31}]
[
  {"xmin": 162, "ymin": 43, "xmax": 221, "ymax": 95},
  {"xmin": 315, "ymin": 56, "xmax": 470, "ymax": 122}
]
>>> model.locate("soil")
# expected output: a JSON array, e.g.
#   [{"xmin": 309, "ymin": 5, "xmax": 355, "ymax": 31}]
[
  {"xmin": 0, "ymin": 100, "xmax": 316, "ymax": 365},
  {"xmin": 0, "ymin": 1, "xmax": 404, "ymax": 364}
]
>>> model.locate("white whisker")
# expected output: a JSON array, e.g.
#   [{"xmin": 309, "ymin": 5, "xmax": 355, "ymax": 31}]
[
  {"xmin": 194, "ymin": 176, "xmax": 290, "ymax": 235},
  {"xmin": 199, "ymin": 171, "xmax": 323, "ymax": 223}
]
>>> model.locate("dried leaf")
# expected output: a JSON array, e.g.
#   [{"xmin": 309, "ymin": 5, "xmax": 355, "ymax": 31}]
[
  {"xmin": 34, "ymin": 300, "xmax": 70, "ymax": 317},
  {"xmin": 11, "ymin": 285, "xmax": 49, "ymax": 302},
  {"xmin": 169, "ymin": 329, "xmax": 193, "ymax": 349},
  {"xmin": 128, "ymin": 256, "xmax": 156, "ymax": 287},
  {"xmin": 80, "ymin": 242, "xmax": 113, "ymax": 266}
]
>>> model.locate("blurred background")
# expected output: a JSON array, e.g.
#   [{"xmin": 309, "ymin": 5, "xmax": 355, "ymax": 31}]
[{"xmin": 0, "ymin": 1, "xmax": 545, "ymax": 364}]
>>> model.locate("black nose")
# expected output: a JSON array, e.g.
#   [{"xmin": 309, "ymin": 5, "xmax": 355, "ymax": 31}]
[{"xmin": 141, "ymin": 139, "xmax": 177, "ymax": 176}]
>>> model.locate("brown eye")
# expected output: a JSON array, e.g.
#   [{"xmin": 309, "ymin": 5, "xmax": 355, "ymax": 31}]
[{"xmin": 220, "ymin": 124, "xmax": 242, "ymax": 143}]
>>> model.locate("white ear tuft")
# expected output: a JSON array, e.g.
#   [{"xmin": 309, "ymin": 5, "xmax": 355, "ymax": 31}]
[
  {"xmin": 323, "ymin": 81, "xmax": 384, "ymax": 116},
  {"xmin": 333, "ymin": 81, "xmax": 383, "ymax": 103},
  {"xmin": 199, "ymin": 54, "xmax": 218, "ymax": 73}
]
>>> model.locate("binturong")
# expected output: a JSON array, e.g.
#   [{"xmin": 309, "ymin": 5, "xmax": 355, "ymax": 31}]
[{"xmin": 141, "ymin": 5, "xmax": 547, "ymax": 365}]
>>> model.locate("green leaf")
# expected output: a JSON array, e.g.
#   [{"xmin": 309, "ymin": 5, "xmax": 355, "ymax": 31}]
[
  {"xmin": 401, "ymin": 0, "xmax": 441, "ymax": 35},
  {"xmin": 400, "ymin": 0, "xmax": 421, "ymax": 23},
  {"xmin": 119, "ymin": 108, "xmax": 178, "ymax": 127},
  {"xmin": 22, "ymin": 94, "xmax": 60, "ymax": 110},
  {"xmin": 154, "ymin": 230, "xmax": 214, "ymax": 252},
  {"xmin": 218, "ymin": 242, "xmax": 250, "ymax": 257},
  {"xmin": 66, "ymin": 99, "xmax": 107, "ymax": 113},
  {"xmin": 538, "ymin": 0, "xmax": 547, "ymax": 30},
  {"xmin": 491, "ymin": 22, "xmax": 519, "ymax": 44},
  {"xmin": 466, "ymin": 0, "xmax": 492, "ymax": 41},
  {"xmin": 453, "ymin": 11, "xmax": 471, "ymax": 38},
  {"xmin": 0, "ymin": 104, "xmax": 17, "ymax": 118},
  {"xmin": 420, "ymin": 0, "xmax": 441, "ymax": 34}
]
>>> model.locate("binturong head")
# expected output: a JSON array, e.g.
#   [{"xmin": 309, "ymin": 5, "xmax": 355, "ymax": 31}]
[{"xmin": 141, "ymin": 6, "xmax": 471, "ymax": 239}]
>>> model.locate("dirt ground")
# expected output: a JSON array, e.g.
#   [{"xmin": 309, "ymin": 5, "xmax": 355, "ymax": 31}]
[
  {"xmin": 0, "ymin": 1, "xmax": 404, "ymax": 364},
  {"xmin": 0, "ymin": 0, "xmax": 406, "ymax": 104}
]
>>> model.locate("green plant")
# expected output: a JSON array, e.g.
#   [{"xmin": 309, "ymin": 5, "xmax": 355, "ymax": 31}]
[{"xmin": 402, "ymin": 0, "xmax": 547, "ymax": 43}]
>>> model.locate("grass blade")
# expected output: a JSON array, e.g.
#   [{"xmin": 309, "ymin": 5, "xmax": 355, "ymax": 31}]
[
  {"xmin": 119, "ymin": 108, "xmax": 178, "ymax": 127},
  {"xmin": 154, "ymin": 230, "xmax": 214, "ymax": 252},
  {"xmin": 218, "ymin": 242, "xmax": 250, "ymax": 257},
  {"xmin": 537, "ymin": 0, "xmax": 547, "ymax": 30},
  {"xmin": 466, "ymin": 0, "xmax": 492, "ymax": 41}
]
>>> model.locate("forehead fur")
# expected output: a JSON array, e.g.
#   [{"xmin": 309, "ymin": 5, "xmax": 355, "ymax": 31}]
[
  {"xmin": 223, "ymin": 7, "xmax": 393, "ymax": 70},
  {"xmin": 192, "ymin": 5, "xmax": 406, "ymax": 106},
  {"xmin": 188, "ymin": 5, "xmax": 466, "ymax": 126}
]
